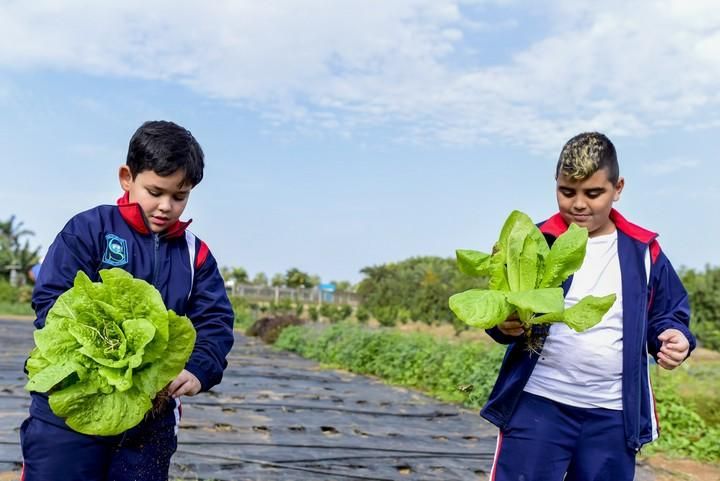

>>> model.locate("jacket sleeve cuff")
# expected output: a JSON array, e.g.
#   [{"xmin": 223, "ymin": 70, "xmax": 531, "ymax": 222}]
[
  {"xmin": 649, "ymin": 321, "xmax": 696, "ymax": 360},
  {"xmin": 486, "ymin": 326, "xmax": 522, "ymax": 344},
  {"xmin": 184, "ymin": 361, "xmax": 214, "ymax": 393}
]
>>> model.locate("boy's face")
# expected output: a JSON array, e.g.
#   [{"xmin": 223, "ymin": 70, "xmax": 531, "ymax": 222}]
[
  {"xmin": 556, "ymin": 168, "xmax": 624, "ymax": 237},
  {"xmin": 119, "ymin": 166, "xmax": 192, "ymax": 233}
]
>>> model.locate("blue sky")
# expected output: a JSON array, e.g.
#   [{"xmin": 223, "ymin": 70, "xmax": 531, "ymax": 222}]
[{"xmin": 1, "ymin": 1, "xmax": 718, "ymax": 283}]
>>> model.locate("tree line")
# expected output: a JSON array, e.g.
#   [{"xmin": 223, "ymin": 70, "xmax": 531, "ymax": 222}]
[
  {"xmin": 357, "ymin": 255, "xmax": 720, "ymax": 351},
  {"xmin": 2, "ymin": 215, "xmax": 718, "ymax": 351},
  {"xmin": 220, "ymin": 266, "xmax": 354, "ymax": 291}
]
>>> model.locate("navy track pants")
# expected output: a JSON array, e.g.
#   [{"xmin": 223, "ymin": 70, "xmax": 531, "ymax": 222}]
[
  {"xmin": 489, "ymin": 392, "xmax": 636, "ymax": 481},
  {"xmin": 19, "ymin": 410, "xmax": 178, "ymax": 481}
]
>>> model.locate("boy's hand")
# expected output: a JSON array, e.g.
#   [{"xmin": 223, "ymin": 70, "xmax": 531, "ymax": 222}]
[
  {"xmin": 497, "ymin": 313, "xmax": 525, "ymax": 337},
  {"xmin": 657, "ymin": 329, "xmax": 690, "ymax": 370},
  {"xmin": 168, "ymin": 369, "xmax": 201, "ymax": 398}
]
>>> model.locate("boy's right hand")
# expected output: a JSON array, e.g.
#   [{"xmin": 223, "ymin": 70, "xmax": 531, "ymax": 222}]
[{"xmin": 497, "ymin": 314, "xmax": 525, "ymax": 337}]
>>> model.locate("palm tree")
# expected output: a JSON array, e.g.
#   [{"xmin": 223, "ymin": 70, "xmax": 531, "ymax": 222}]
[{"xmin": 0, "ymin": 215, "xmax": 41, "ymax": 282}]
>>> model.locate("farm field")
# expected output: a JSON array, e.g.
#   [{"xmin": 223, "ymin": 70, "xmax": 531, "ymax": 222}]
[{"xmin": 2, "ymin": 315, "xmax": 718, "ymax": 480}]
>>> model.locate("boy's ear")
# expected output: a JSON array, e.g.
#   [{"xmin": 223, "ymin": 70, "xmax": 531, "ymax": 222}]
[
  {"xmin": 613, "ymin": 177, "xmax": 625, "ymax": 202},
  {"xmin": 118, "ymin": 165, "xmax": 133, "ymax": 192}
]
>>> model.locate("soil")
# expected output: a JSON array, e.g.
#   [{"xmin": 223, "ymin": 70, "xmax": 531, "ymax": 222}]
[
  {"xmin": 643, "ymin": 455, "xmax": 720, "ymax": 481},
  {"xmin": 246, "ymin": 315, "xmax": 305, "ymax": 343}
]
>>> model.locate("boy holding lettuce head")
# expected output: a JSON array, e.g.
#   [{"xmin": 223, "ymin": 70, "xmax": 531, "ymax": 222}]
[
  {"xmin": 484, "ymin": 132, "xmax": 694, "ymax": 481},
  {"xmin": 20, "ymin": 121, "xmax": 235, "ymax": 481}
]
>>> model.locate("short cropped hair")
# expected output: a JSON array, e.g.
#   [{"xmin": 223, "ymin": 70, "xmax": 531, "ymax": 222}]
[
  {"xmin": 555, "ymin": 132, "xmax": 619, "ymax": 184},
  {"xmin": 126, "ymin": 120, "xmax": 204, "ymax": 186}
]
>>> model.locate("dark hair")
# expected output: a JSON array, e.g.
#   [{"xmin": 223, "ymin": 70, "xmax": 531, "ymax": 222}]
[
  {"xmin": 126, "ymin": 120, "xmax": 204, "ymax": 186},
  {"xmin": 555, "ymin": 132, "xmax": 619, "ymax": 184}
]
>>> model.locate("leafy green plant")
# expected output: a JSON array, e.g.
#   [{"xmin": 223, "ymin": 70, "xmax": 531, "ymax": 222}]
[
  {"xmin": 0, "ymin": 300, "xmax": 34, "ymax": 316},
  {"xmin": 229, "ymin": 296, "xmax": 254, "ymax": 330},
  {"xmin": 680, "ymin": 265, "xmax": 720, "ymax": 350},
  {"xmin": 646, "ymin": 372, "xmax": 720, "ymax": 461},
  {"xmin": 25, "ymin": 269, "xmax": 196, "ymax": 436},
  {"xmin": 355, "ymin": 306, "xmax": 370, "ymax": 324},
  {"xmin": 450, "ymin": 210, "xmax": 615, "ymax": 332}
]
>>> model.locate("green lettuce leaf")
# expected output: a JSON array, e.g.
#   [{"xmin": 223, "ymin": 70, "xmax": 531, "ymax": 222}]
[
  {"xmin": 531, "ymin": 294, "xmax": 617, "ymax": 332},
  {"xmin": 448, "ymin": 289, "xmax": 513, "ymax": 329},
  {"xmin": 505, "ymin": 288, "xmax": 565, "ymax": 322},
  {"xmin": 487, "ymin": 243, "xmax": 509, "ymax": 291},
  {"xmin": 25, "ymin": 268, "xmax": 197, "ymax": 436},
  {"xmin": 455, "ymin": 249, "xmax": 492, "ymax": 277},
  {"xmin": 539, "ymin": 223, "xmax": 588, "ymax": 288}
]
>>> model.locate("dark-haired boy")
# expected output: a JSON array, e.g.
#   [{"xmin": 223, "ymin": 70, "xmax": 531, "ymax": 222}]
[
  {"xmin": 20, "ymin": 120, "xmax": 235, "ymax": 481},
  {"xmin": 483, "ymin": 132, "xmax": 694, "ymax": 481}
]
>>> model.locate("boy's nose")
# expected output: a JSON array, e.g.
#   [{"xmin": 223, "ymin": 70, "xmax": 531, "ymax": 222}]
[
  {"xmin": 158, "ymin": 199, "xmax": 172, "ymax": 212},
  {"xmin": 572, "ymin": 197, "xmax": 588, "ymax": 210}
]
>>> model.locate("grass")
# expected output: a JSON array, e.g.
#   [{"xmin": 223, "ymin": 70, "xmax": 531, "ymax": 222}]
[
  {"xmin": 654, "ymin": 349, "xmax": 720, "ymax": 428},
  {"xmin": 0, "ymin": 301, "xmax": 34, "ymax": 317}
]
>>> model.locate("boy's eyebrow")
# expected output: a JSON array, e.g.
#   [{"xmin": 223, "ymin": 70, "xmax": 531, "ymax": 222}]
[
  {"xmin": 557, "ymin": 186, "xmax": 607, "ymax": 192},
  {"xmin": 148, "ymin": 183, "xmax": 191, "ymax": 193}
]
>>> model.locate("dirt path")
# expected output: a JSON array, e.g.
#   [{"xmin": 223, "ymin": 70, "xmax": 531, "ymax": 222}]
[{"xmin": 0, "ymin": 317, "xmax": 669, "ymax": 480}]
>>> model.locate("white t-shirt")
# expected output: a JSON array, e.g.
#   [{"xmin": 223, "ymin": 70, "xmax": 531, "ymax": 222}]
[{"xmin": 523, "ymin": 230, "xmax": 624, "ymax": 410}]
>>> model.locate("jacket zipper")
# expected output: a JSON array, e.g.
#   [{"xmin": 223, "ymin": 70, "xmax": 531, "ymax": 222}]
[
  {"xmin": 635, "ymin": 245, "xmax": 651, "ymax": 451},
  {"xmin": 152, "ymin": 233, "xmax": 160, "ymax": 285}
]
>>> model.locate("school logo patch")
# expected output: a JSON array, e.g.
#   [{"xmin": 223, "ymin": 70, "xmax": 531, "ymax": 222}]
[{"xmin": 102, "ymin": 234, "xmax": 129, "ymax": 267}]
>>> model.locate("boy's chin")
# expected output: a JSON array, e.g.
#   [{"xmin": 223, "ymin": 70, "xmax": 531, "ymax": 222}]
[{"xmin": 148, "ymin": 222, "xmax": 171, "ymax": 234}]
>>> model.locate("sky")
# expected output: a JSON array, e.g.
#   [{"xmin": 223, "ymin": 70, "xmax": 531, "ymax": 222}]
[{"xmin": 0, "ymin": 0, "xmax": 718, "ymax": 284}]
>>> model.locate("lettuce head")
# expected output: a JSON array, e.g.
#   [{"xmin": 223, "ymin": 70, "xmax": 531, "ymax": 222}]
[
  {"xmin": 450, "ymin": 210, "xmax": 616, "ymax": 333},
  {"xmin": 25, "ymin": 268, "xmax": 196, "ymax": 436}
]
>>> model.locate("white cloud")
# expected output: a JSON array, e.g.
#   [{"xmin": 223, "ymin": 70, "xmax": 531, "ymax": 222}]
[
  {"xmin": 1, "ymin": 0, "xmax": 719, "ymax": 150},
  {"xmin": 645, "ymin": 158, "xmax": 701, "ymax": 176}
]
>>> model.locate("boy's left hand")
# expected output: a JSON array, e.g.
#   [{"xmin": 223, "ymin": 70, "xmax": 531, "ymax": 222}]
[
  {"xmin": 657, "ymin": 329, "xmax": 690, "ymax": 370},
  {"xmin": 168, "ymin": 369, "xmax": 201, "ymax": 398}
]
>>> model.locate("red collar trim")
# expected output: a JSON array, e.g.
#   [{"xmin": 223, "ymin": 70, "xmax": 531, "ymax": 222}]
[
  {"xmin": 538, "ymin": 213, "xmax": 568, "ymax": 237},
  {"xmin": 539, "ymin": 209, "xmax": 657, "ymax": 244},
  {"xmin": 609, "ymin": 209, "xmax": 657, "ymax": 244},
  {"xmin": 116, "ymin": 192, "xmax": 192, "ymax": 239}
]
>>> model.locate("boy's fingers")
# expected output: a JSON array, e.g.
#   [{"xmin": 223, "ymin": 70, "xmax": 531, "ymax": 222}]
[
  {"xmin": 659, "ymin": 329, "xmax": 688, "ymax": 347},
  {"xmin": 657, "ymin": 353, "xmax": 678, "ymax": 370},
  {"xmin": 169, "ymin": 375, "xmax": 201, "ymax": 398},
  {"xmin": 167, "ymin": 378, "xmax": 183, "ymax": 395},
  {"xmin": 661, "ymin": 336, "xmax": 689, "ymax": 355},
  {"xmin": 660, "ymin": 347, "xmax": 687, "ymax": 364},
  {"xmin": 171, "ymin": 379, "xmax": 190, "ymax": 398}
]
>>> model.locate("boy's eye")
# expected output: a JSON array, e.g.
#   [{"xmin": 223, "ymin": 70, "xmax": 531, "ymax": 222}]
[
  {"xmin": 148, "ymin": 190, "xmax": 161, "ymax": 197},
  {"xmin": 559, "ymin": 189, "xmax": 575, "ymax": 197},
  {"xmin": 173, "ymin": 195, "xmax": 187, "ymax": 201}
]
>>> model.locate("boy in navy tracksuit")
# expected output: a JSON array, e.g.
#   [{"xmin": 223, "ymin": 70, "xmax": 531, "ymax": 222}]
[
  {"xmin": 484, "ymin": 132, "xmax": 695, "ymax": 481},
  {"xmin": 20, "ymin": 121, "xmax": 235, "ymax": 481}
]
